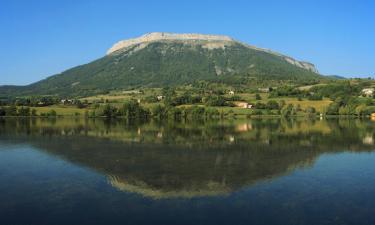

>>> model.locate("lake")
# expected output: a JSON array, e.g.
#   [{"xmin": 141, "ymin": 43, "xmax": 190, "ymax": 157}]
[{"xmin": 1, "ymin": 118, "xmax": 375, "ymax": 225}]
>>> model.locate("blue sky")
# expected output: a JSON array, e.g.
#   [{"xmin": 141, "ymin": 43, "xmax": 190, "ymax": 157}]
[{"xmin": 0, "ymin": 0, "xmax": 374, "ymax": 85}]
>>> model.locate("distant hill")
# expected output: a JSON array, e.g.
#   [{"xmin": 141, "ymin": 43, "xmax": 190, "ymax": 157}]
[
  {"xmin": 1, "ymin": 32, "xmax": 326, "ymax": 97},
  {"xmin": 326, "ymin": 75, "xmax": 346, "ymax": 80}
]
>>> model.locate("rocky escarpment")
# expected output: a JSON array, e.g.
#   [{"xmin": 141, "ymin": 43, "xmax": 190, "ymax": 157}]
[
  {"xmin": 107, "ymin": 32, "xmax": 319, "ymax": 73},
  {"xmin": 107, "ymin": 32, "xmax": 234, "ymax": 54}
]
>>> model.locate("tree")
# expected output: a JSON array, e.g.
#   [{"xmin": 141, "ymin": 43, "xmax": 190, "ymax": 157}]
[
  {"xmin": 326, "ymin": 102, "xmax": 340, "ymax": 115},
  {"xmin": 266, "ymin": 100, "xmax": 279, "ymax": 110},
  {"xmin": 205, "ymin": 95, "xmax": 227, "ymax": 106},
  {"xmin": 167, "ymin": 107, "xmax": 182, "ymax": 120},
  {"xmin": 152, "ymin": 104, "xmax": 167, "ymax": 119},
  {"xmin": 255, "ymin": 93, "xmax": 262, "ymax": 100},
  {"xmin": 308, "ymin": 94, "xmax": 323, "ymax": 101},
  {"xmin": 31, "ymin": 109, "xmax": 37, "ymax": 116},
  {"xmin": 0, "ymin": 107, "xmax": 5, "ymax": 116},
  {"xmin": 255, "ymin": 102, "xmax": 266, "ymax": 109},
  {"xmin": 281, "ymin": 104, "xmax": 296, "ymax": 117},
  {"xmin": 102, "ymin": 104, "xmax": 117, "ymax": 118},
  {"xmin": 18, "ymin": 107, "xmax": 30, "ymax": 116},
  {"xmin": 305, "ymin": 106, "xmax": 316, "ymax": 114},
  {"xmin": 190, "ymin": 106, "xmax": 205, "ymax": 118},
  {"xmin": 279, "ymin": 100, "xmax": 286, "ymax": 108},
  {"xmin": 5, "ymin": 105, "xmax": 17, "ymax": 116},
  {"xmin": 205, "ymin": 108, "xmax": 220, "ymax": 118}
]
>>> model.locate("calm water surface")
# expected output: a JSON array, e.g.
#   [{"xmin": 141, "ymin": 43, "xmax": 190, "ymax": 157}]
[{"xmin": 0, "ymin": 118, "xmax": 375, "ymax": 225}]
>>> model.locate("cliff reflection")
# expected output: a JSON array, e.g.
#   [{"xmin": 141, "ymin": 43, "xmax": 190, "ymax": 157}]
[{"xmin": 0, "ymin": 118, "xmax": 374, "ymax": 199}]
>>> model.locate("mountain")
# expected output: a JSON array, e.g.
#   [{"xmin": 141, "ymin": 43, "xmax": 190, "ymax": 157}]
[
  {"xmin": 326, "ymin": 75, "xmax": 346, "ymax": 80},
  {"xmin": 1, "ymin": 32, "xmax": 324, "ymax": 97}
]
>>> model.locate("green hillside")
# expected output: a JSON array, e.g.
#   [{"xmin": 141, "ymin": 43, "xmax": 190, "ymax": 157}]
[{"xmin": 0, "ymin": 40, "xmax": 324, "ymax": 98}]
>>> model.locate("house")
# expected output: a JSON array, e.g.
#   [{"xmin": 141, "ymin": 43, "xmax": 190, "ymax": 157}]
[
  {"xmin": 61, "ymin": 99, "xmax": 73, "ymax": 104},
  {"xmin": 229, "ymin": 90, "xmax": 235, "ymax": 95},
  {"xmin": 361, "ymin": 88, "xmax": 374, "ymax": 97},
  {"xmin": 157, "ymin": 95, "xmax": 164, "ymax": 101},
  {"xmin": 234, "ymin": 102, "xmax": 253, "ymax": 109}
]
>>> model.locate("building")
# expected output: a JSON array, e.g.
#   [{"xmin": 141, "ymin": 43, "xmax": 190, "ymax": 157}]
[
  {"xmin": 61, "ymin": 99, "xmax": 73, "ymax": 104},
  {"xmin": 234, "ymin": 102, "xmax": 253, "ymax": 109},
  {"xmin": 361, "ymin": 88, "xmax": 374, "ymax": 97},
  {"xmin": 229, "ymin": 90, "xmax": 235, "ymax": 95},
  {"xmin": 157, "ymin": 96, "xmax": 164, "ymax": 101}
]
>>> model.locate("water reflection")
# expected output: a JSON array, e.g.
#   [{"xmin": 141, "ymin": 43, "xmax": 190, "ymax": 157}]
[{"xmin": 0, "ymin": 118, "xmax": 375, "ymax": 199}]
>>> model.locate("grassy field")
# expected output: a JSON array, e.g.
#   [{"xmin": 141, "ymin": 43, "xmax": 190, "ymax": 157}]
[
  {"xmin": 27, "ymin": 90, "xmax": 333, "ymax": 117},
  {"xmin": 80, "ymin": 89, "xmax": 163, "ymax": 103},
  {"xmin": 282, "ymin": 98, "xmax": 332, "ymax": 112},
  {"xmin": 31, "ymin": 106, "xmax": 87, "ymax": 116},
  {"xmin": 232, "ymin": 92, "xmax": 332, "ymax": 112}
]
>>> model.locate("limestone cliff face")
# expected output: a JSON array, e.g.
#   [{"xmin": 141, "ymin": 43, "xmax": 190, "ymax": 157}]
[
  {"xmin": 107, "ymin": 32, "xmax": 319, "ymax": 73},
  {"xmin": 107, "ymin": 32, "xmax": 234, "ymax": 54}
]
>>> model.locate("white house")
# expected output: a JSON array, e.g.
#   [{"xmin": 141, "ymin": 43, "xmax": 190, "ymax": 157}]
[
  {"xmin": 61, "ymin": 99, "xmax": 73, "ymax": 104},
  {"xmin": 157, "ymin": 95, "xmax": 164, "ymax": 101},
  {"xmin": 234, "ymin": 102, "xmax": 253, "ymax": 109},
  {"xmin": 229, "ymin": 90, "xmax": 235, "ymax": 95},
  {"xmin": 361, "ymin": 88, "xmax": 374, "ymax": 97}
]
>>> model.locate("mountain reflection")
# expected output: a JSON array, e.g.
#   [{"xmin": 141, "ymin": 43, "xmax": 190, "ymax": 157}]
[{"xmin": 0, "ymin": 118, "xmax": 375, "ymax": 199}]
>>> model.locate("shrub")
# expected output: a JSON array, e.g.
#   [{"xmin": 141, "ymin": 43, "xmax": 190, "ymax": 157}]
[{"xmin": 18, "ymin": 107, "xmax": 30, "ymax": 116}]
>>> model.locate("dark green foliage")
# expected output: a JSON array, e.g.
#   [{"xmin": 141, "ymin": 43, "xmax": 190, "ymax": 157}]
[
  {"xmin": 227, "ymin": 95, "xmax": 242, "ymax": 101},
  {"xmin": 269, "ymin": 86, "xmax": 301, "ymax": 97},
  {"xmin": 167, "ymin": 107, "xmax": 182, "ymax": 120},
  {"xmin": 75, "ymin": 100, "xmax": 86, "ymax": 109},
  {"xmin": 5, "ymin": 105, "xmax": 17, "ymax": 116},
  {"xmin": 255, "ymin": 102, "xmax": 266, "ymax": 109},
  {"xmin": 17, "ymin": 107, "xmax": 30, "ymax": 116},
  {"xmin": 0, "ymin": 42, "xmax": 323, "ymax": 98},
  {"xmin": 266, "ymin": 100, "xmax": 280, "ymax": 110},
  {"xmin": 31, "ymin": 109, "xmax": 37, "ymax": 116},
  {"xmin": 40, "ymin": 110, "xmax": 57, "ymax": 117},
  {"xmin": 252, "ymin": 109, "xmax": 263, "ymax": 115},
  {"xmin": 205, "ymin": 108, "xmax": 220, "ymax": 118},
  {"xmin": 253, "ymin": 100, "xmax": 280, "ymax": 110},
  {"xmin": 49, "ymin": 110, "xmax": 57, "ymax": 117},
  {"xmin": 92, "ymin": 101, "xmax": 150, "ymax": 118},
  {"xmin": 0, "ymin": 107, "xmax": 5, "ymax": 116},
  {"xmin": 118, "ymin": 101, "xmax": 150, "ymax": 118},
  {"xmin": 102, "ymin": 104, "xmax": 118, "ymax": 118},
  {"xmin": 357, "ymin": 106, "xmax": 375, "ymax": 116},
  {"xmin": 281, "ymin": 104, "xmax": 297, "ymax": 117},
  {"xmin": 255, "ymin": 93, "xmax": 261, "ymax": 100},
  {"xmin": 205, "ymin": 95, "xmax": 227, "ymax": 106},
  {"xmin": 189, "ymin": 106, "xmax": 206, "ymax": 118},
  {"xmin": 305, "ymin": 107, "xmax": 316, "ymax": 114},
  {"xmin": 326, "ymin": 102, "xmax": 340, "ymax": 115},
  {"xmin": 308, "ymin": 94, "xmax": 323, "ymax": 101},
  {"xmin": 152, "ymin": 104, "xmax": 168, "ymax": 119},
  {"xmin": 311, "ymin": 82, "xmax": 361, "ymax": 100},
  {"xmin": 164, "ymin": 92, "xmax": 202, "ymax": 106}
]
